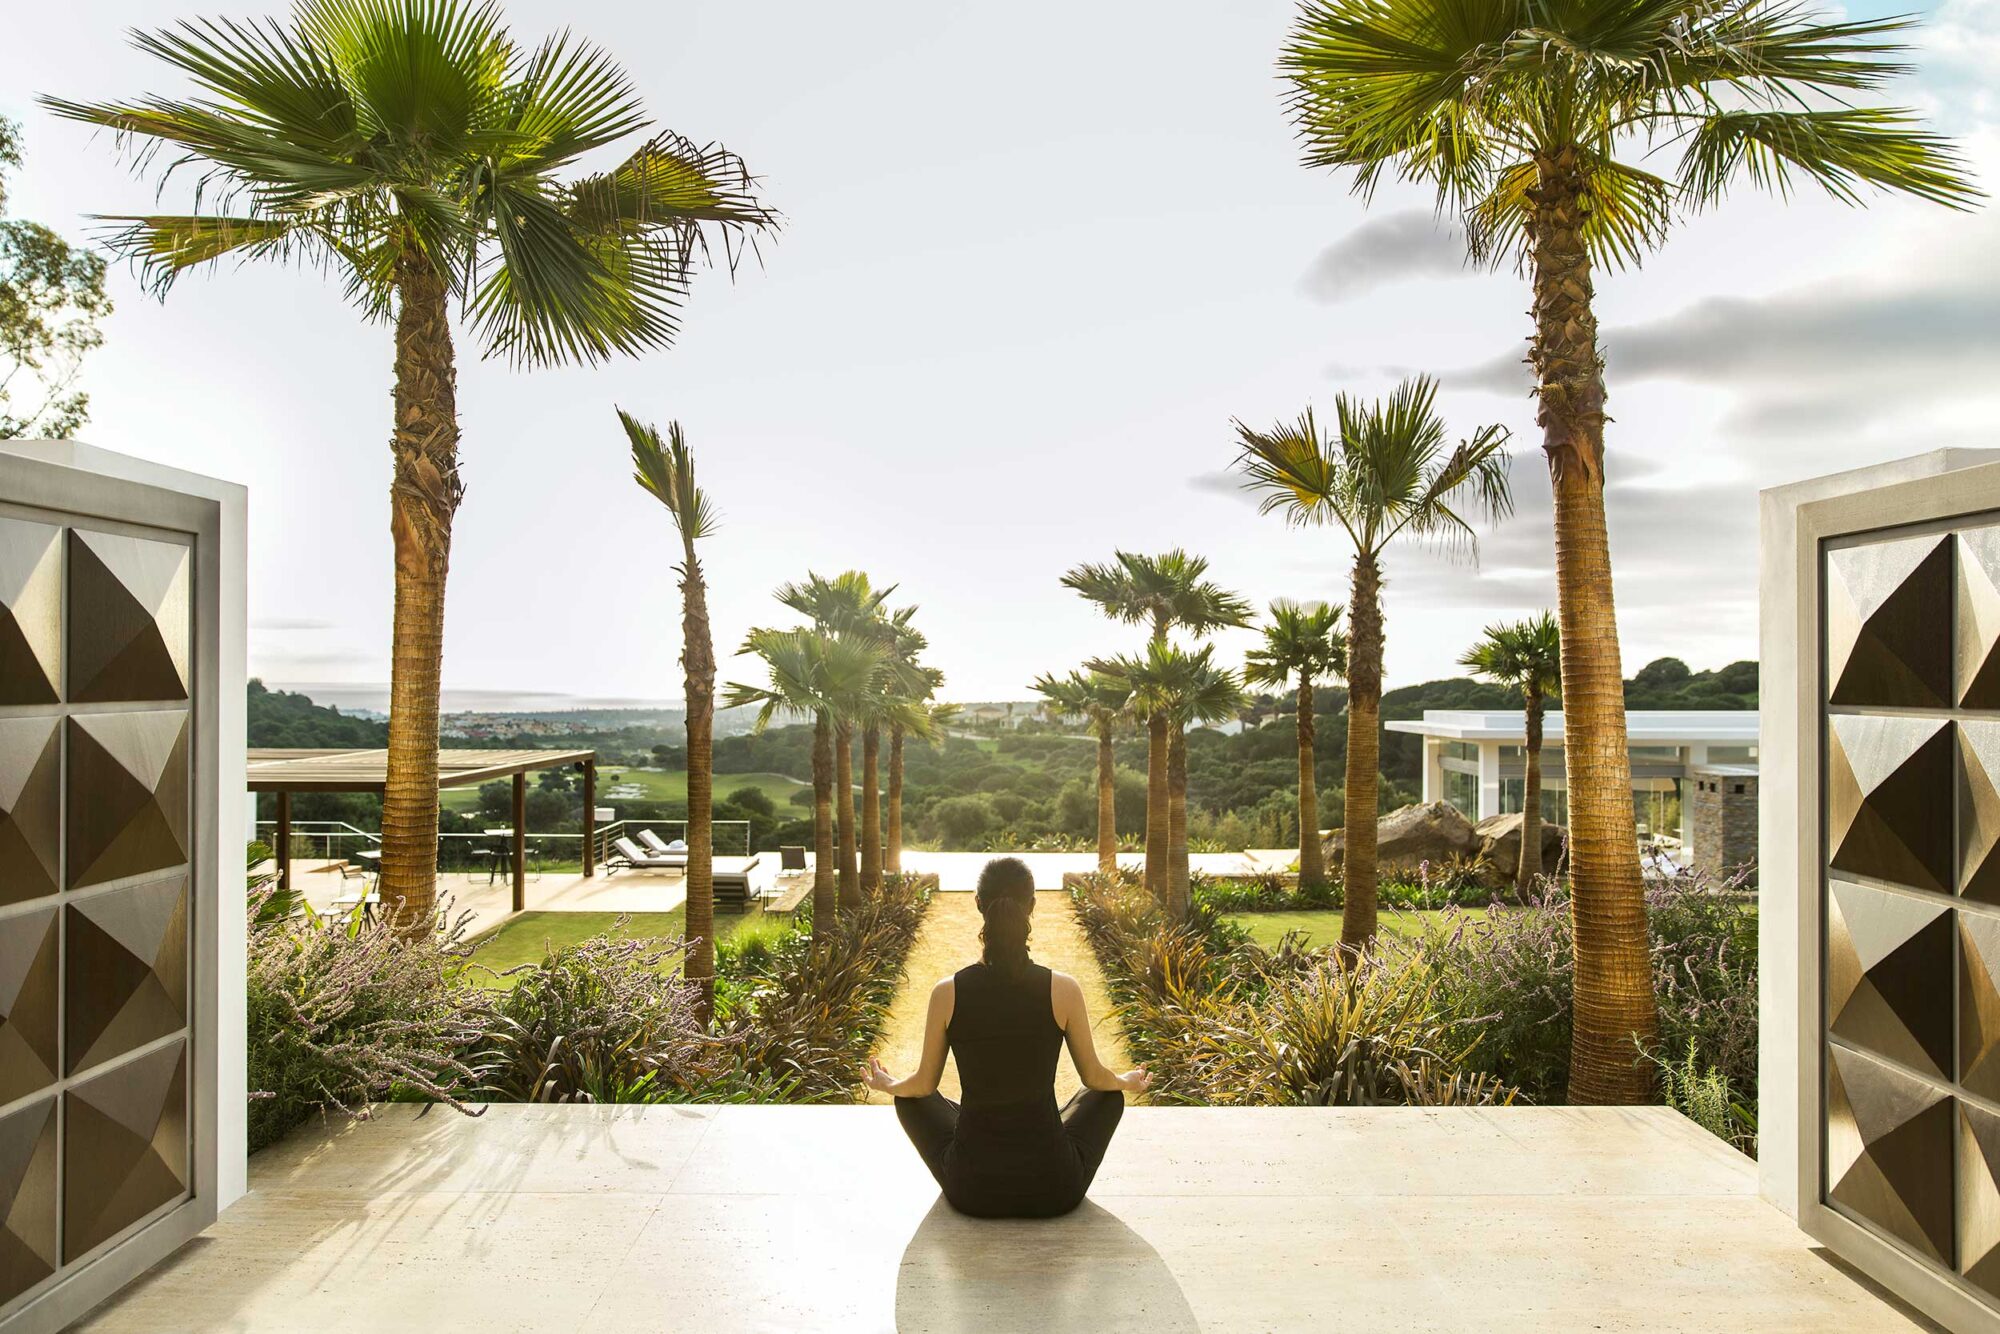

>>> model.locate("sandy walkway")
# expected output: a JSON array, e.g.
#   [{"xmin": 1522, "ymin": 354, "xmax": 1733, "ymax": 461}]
[{"xmin": 866, "ymin": 892, "xmax": 1134, "ymax": 1105}]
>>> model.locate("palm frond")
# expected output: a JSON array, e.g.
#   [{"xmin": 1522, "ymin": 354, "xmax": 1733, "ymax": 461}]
[
  {"xmin": 620, "ymin": 409, "xmax": 718, "ymax": 544},
  {"xmin": 1678, "ymin": 107, "xmax": 1981, "ymax": 210}
]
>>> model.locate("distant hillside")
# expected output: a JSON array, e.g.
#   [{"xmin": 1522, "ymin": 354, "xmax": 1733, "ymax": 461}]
[
  {"xmin": 1383, "ymin": 657, "xmax": 1757, "ymax": 718},
  {"xmin": 247, "ymin": 680, "xmax": 388, "ymax": 748}
]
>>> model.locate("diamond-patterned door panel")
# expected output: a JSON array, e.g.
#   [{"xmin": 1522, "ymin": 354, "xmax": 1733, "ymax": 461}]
[
  {"xmin": 66, "ymin": 877, "xmax": 187, "ymax": 1076},
  {"xmin": 0, "ymin": 907, "xmax": 58, "ymax": 1105},
  {"xmin": 1828, "ymin": 879, "xmax": 1952, "ymax": 1077},
  {"xmin": 1964, "ymin": 913, "xmax": 2000, "ymax": 1100},
  {"xmin": 1828, "ymin": 1044, "xmax": 1955, "ymax": 1264},
  {"xmin": 67, "ymin": 529, "xmax": 190, "ymax": 704},
  {"xmin": 1961, "ymin": 527, "xmax": 2000, "ymax": 708},
  {"xmin": 0, "ymin": 716, "xmax": 60, "ymax": 907},
  {"xmin": 0, "ymin": 518, "xmax": 61, "ymax": 707},
  {"xmin": 62, "ymin": 1040, "xmax": 188, "ymax": 1262},
  {"xmin": 0, "ymin": 1097, "xmax": 57, "ymax": 1305},
  {"xmin": 1828, "ymin": 533, "xmax": 1953, "ymax": 708},
  {"xmin": 1828, "ymin": 714, "xmax": 1954, "ymax": 893},
  {"xmin": 1962, "ymin": 722, "xmax": 2000, "ymax": 904},
  {"xmin": 1962, "ymin": 1101, "xmax": 2000, "ymax": 1298},
  {"xmin": 65, "ymin": 711, "xmax": 189, "ymax": 891}
]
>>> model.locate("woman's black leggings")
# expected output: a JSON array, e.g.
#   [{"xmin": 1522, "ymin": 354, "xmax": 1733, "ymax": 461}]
[{"xmin": 894, "ymin": 1088, "xmax": 1125, "ymax": 1217}]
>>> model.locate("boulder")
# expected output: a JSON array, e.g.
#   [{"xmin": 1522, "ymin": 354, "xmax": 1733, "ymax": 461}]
[
  {"xmin": 1323, "ymin": 801, "xmax": 1482, "ymax": 877},
  {"xmin": 1474, "ymin": 813, "xmax": 1568, "ymax": 888}
]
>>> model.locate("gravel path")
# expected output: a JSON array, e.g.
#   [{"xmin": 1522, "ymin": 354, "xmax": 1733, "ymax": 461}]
[{"xmin": 865, "ymin": 891, "xmax": 1134, "ymax": 1105}]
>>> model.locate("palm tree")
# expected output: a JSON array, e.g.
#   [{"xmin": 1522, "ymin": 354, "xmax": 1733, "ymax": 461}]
[
  {"xmin": 1032, "ymin": 669, "xmax": 1134, "ymax": 873},
  {"xmin": 1242, "ymin": 601, "xmax": 1347, "ymax": 890},
  {"xmin": 776, "ymin": 572, "xmax": 893, "ymax": 908},
  {"xmin": 1090, "ymin": 643, "xmax": 1242, "ymax": 917},
  {"xmin": 724, "ymin": 627, "xmax": 882, "ymax": 935},
  {"xmin": 1281, "ymin": 0, "xmax": 1974, "ymax": 1103},
  {"xmin": 47, "ymin": 4, "xmax": 777, "ymax": 933},
  {"xmin": 1461, "ymin": 612, "xmax": 1562, "ymax": 887},
  {"xmin": 621, "ymin": 410, "xmax": 719, "ymax": 1020},
  {"xmin": 884, "ymin": 695, "xmax": 945, "ymax": 877},
  {"xmin": 1235, "ymin": 378, "xmax": 1510, "ymax": 951},
  {"xmin": 1062, "ymin": 550, "xmax": 1250, "ymax": 898},
  {"xmin": 880, "ymin": 611, "xmax": 943, "ymax": 878}
]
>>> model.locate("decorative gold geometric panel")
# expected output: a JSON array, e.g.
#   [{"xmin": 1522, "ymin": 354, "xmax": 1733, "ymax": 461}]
[
  {"xmin": 62, "ymin": 1040, "xmax": 187, "ymax": 1262},
  {"xmin": 65, "ymin": 711, "xmax": 189, "ymax": 891},
  {"xmin": 1960, "ymin": 527, "xmax": 2000, "ymax": 708},
  {"xmin": 0, "ymin": 907, "xmax": 58, "ymax": 1105},
  {"xmin": 1828, "ymin": 714, "xmax": 1954, "ymax": 893},
  {"xmin": 66, "ymin": 878, "xmax": 187, "ymax": 1077},
  {"xmin": 0, "ymin": 1097, "xmax": 56, "ymax": 1305},
  {"xmin": 1962, "ymin": 1101, "xmax": 2000, "ymax": 1298},
  {"xmin": 1828, "ymin": 879, "xmax": 1952, "ymax": 1077},
  {"xmin": 1962, "ymin": 723, "xmax": 2000, "ymax": 904},
  {"xmin": 1828, "ymin": 1043, "xmax": 1955, "ymax": 1264},
  {"xmin": 0, "ymin": 716, "xmax": 60, "ymax": 908},
  {"xmin": 1828, "ymin": 533, "xmax": 1953, "ymax": 708},
  {"xmin": 67, "ymin": 529, "xmax": 189, "ymax": 704},
  {"xmin": 1965, "ymin": 913, "xmax": 2000, "ymax": 1101},
  {"xmin": 0, "ymin": 518, "xmax": 61, "ymax": 706}
]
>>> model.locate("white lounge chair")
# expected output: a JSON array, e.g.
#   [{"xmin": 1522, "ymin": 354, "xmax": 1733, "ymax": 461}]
[
  {"xmin": 607, "ymin": 836, "xmax": 685, "ymax": 873},
  {"xmin": 637, "ymin": 829, "xmax": 690, "ymax": 865}
]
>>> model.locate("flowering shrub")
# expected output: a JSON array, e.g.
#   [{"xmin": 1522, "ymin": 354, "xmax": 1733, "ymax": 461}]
[{"xmin": 245, "ymin": 885, "xmax": 487, "ymax": 1151}]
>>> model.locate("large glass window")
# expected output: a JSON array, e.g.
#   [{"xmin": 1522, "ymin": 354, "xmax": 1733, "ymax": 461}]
[
  {"xmin": 1706, "ymin": 744, "xmax": 1758, "ymax": 763},
  {"xmin": 1442, "ymin": 741, "xmax": 1479, "ymax": 764},
  {"xmin": 1501, "ymin": 776, "xmax": 1569, "ymax": 825},
  {"xmin": 1443, "ymin": 768, "xmax": 1480, "ymax": 820},
  {"xmin": 1633, "ymin": 777, "xmax": 1684, "ymax": 844},
  {"xmin": 1629, "ymin": 745, "xmax": 1684, "ymax": 762}
]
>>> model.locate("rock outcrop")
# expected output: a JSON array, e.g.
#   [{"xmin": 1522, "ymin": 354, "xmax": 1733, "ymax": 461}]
[{"xmin": 1473, "ymin": 812, "xmax": 1568, "ymax": 888}]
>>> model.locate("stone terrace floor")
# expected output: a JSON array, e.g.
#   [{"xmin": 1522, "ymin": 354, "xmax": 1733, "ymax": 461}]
[{"xmin": 78, "ymin": 1105, "xmax": 1928, "ymax": 1333}]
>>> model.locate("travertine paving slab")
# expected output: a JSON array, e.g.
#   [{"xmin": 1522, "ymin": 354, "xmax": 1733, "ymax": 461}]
[{"xmin": 75, "ymin": 1105, "xmax": 1929, "ymax": 1333}]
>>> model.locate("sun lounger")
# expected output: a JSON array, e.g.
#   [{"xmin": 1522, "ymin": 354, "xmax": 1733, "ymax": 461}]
[
  {"xmin": 778, "ymin": 845, "xmax": 808, "ymax": 876},
  {"xmin": 607, "ymin": 836, "xmax": 686, "ymax": 873},
  {"xmin": 637, "ymin": 829, "xmax": 690, "ymax": 864}
]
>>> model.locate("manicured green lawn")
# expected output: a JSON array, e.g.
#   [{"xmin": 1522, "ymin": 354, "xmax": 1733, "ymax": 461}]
[
  {"xmin": 465, "ymin": 908, "xmax": 786, "ymax": 983},
  {"xmin": 440, "ymin": 768, "xmax": 809, "ymax": 812},
  {"xmin": 1226, "ymin": 907, "xmax": 1489, "ymax": 950}
]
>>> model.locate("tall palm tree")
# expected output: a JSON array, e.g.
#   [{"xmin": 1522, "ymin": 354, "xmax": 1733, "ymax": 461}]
[
  {"xmin": 1461, "ymin": 612, "xmax": 1562, "ymax": 887},
  {"xmin": 724, "ymin": 627, "xmax": 882, "ymax": 934},
  {"xmin": 884, "ymin": 694, "xmax": 945, "ymax": 877},
  {"xmin": 621, "ymin": 410, "xmax": 719, "ymax": 1020},
  {"xmin": 1090, "ymin": 643, "xmax": 1242, "ymax": 917},
  {"xmin": 776, "ymin": 571, "xmax": 893, "ymax": 908},
  {"xmin": 879, "ymin": 609, "xmax": 943, "ymax": 878},
  {"xmin": 1242, "ymin": 601, "xmax": 1347, "ymax": 890},
  {"xmin": 1281, "ymin": 0, "xmax": 1974, "ymax": 1102},
  {"xmin": 1032, "ymin": 669, "xmax": 1134, "ymax": 873},
  {"xmin": 47, "ymin": 3, "xmax": 777, "ymax": 933},
  {"xmin": 1235, "ymin": 378, "xmax": 1510, "ymax": 951},
  {"xmin": 1062, "ymin": 550, "xmax": 1250, "ymax": 898}
]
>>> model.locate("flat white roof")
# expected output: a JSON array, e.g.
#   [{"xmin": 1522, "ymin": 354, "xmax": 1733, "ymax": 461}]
[{"xmin": 1386, "ymin": 709, "xmax": 1759, "ymax": 744}]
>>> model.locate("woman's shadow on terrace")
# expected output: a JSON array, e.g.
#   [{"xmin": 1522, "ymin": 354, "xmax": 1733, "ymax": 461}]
[{"xmin": 894, "ymin": 1196, "xmax": 1200, "ymax": 1333}]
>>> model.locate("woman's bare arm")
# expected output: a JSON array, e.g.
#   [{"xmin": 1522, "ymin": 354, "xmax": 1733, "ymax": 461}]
[
  {"xmin": 864, "ymin": 978, "xmax": 954, "ymax": 1098},
  {"xmin": 1053, "ymin": 972, "xmax": 1149, "ymax": 1094}
]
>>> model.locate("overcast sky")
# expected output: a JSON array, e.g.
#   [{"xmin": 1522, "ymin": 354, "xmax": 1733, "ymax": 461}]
[{"xmin": 3, "ymin": 0, "xmax": 1996, "ymax": 709}]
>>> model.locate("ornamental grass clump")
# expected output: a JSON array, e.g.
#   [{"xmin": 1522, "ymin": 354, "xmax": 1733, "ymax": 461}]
[
  {"xmin": 470, "ymin": 932, "xmax": 732, "ymax": 1104},
  {"xmin": 245, "ymin": 885, "xmax": 488, "ymax": 1152}
]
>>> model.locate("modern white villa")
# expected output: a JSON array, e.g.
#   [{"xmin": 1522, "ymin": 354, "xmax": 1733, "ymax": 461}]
[{"xmin": 1388, "ymin": 710, "xmax": 1760, "ymax": 866}]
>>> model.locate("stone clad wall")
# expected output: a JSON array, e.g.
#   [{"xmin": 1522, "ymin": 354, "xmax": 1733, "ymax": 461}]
[{"xmin": 1687, "ymin": 770, "xmax": 1758, "ymax": 880}]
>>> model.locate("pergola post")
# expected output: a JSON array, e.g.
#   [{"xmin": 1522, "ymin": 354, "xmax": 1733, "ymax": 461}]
[
  {"xmin": 581, "ymin": 757, "xmax": 597, "ymax": 877},
  {"xmin": 511, "ymin": 771, "xmax": 527, "ymax": 913},
  {"xmin": 274, "ymin": 790, "xmax": 292, "ymax": 893}
]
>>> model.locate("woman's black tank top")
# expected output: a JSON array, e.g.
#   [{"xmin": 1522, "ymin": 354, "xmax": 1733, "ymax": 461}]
[{"xmin": 947, "ymin": 960, "xmax": 1063, "ymax": 1108}]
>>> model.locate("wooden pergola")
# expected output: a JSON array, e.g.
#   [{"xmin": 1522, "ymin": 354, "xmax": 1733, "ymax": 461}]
[{"xmin": 247, "ymin": 747, "xmax": 599, "ymax": 911}]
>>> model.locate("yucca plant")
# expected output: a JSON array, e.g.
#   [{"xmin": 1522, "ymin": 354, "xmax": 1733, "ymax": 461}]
[{"xmin": 47, "ymin": 1, "xmax": 777, "ymax": 933}]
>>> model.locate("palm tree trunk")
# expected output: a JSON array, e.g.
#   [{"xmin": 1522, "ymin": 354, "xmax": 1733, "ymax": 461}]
[
  {"xmin": 1167, "ymin": 725, "xmax": 1190, "ymax": 919},
  {"xmin": 680, "ymin": 537, "xmax": 715, "ymax": 1024},
  {"xmin": 1144, "ymin": 711, "xmax": 1169, "ymax": 899},
  {"xmin": 1532, "ymin": 146, "xmax": 1658, "ymax": 1103},
  {"xmin": 887, "ymin": 725, "xmax": 905, "ymax": 876},
  {"xmin": 835, "ymin": 720, "xmax": 860, "ymax": 908},
  {"xmin": 380, "ymin": 252, "xmax": 462, "ymax": 937},
  {"xmin": 811, "ymin": 713, "xmax": 835, "ymax": 937},
  {"xmin": 1341, "ymin": 553, "xmax": 1383, "ymax": 950},
  {"xmin": 1095, "ymin": 718, "xmax": 1118, "ymax": 874},
  {"xmin": 861, "ymin": 724, "xmax": 883, "ymax": 896},
  {"xmin": 1296, "ymin": 677, "xmax": 1324, "ymax": 888},
  {"xmin": 1519, "ymin": 684, "xmax": 1544, "ymax": 886}
]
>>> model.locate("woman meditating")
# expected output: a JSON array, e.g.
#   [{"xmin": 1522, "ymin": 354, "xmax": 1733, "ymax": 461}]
[{"xmin": 864, "ymin": 856, "xmax": 1149, "ymax": 1218}]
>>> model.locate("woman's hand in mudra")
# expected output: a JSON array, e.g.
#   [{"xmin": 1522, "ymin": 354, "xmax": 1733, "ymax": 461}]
[
  {"xmin": 864, "ymin": 1057, "xmax": 898, "ymax": 1093},
  {"xmin": 1119, "ymin": 1068, "xmax": 1152, "ymax": 1094}
]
